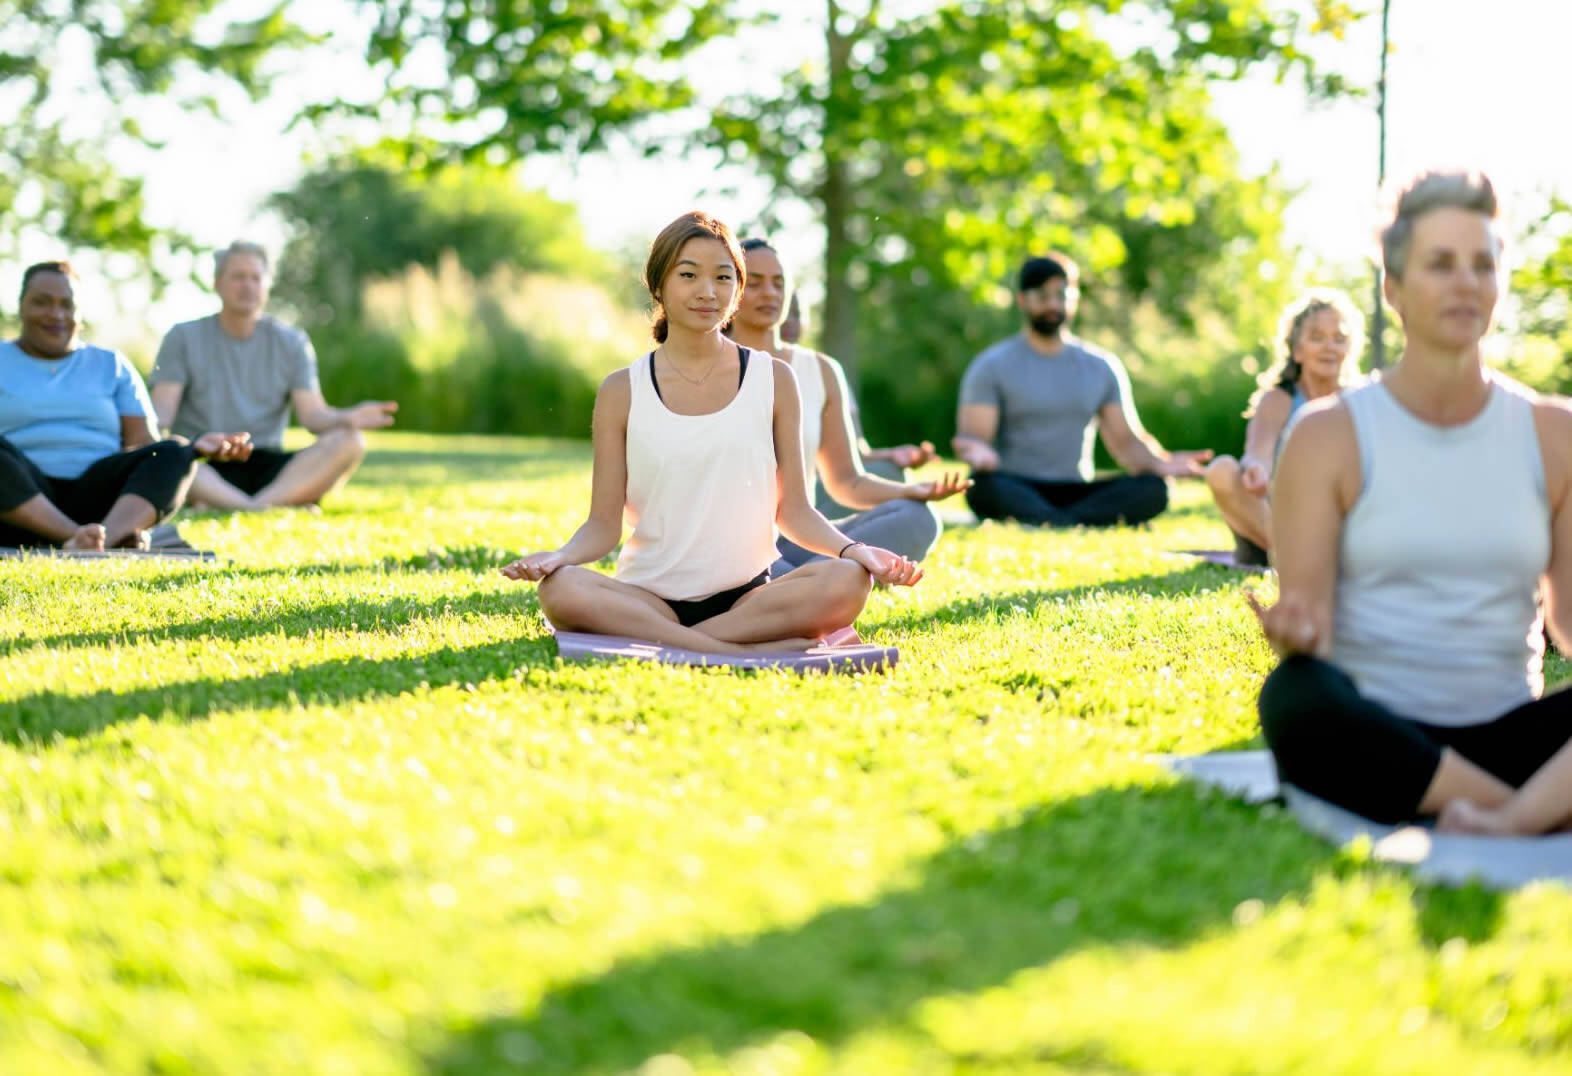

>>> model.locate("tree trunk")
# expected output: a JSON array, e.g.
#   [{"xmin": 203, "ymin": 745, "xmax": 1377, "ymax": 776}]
[{"xmin": 820, "ymin": 0, "xmax": 860, "ymax": 382}]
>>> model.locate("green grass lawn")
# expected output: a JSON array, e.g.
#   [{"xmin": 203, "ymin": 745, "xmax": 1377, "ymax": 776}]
[{"xmin": 1, "ymin": 431, "xmax": 1568, "ymax": 1074}]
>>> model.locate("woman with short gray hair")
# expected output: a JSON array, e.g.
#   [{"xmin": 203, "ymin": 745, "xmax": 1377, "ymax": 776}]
[{"xmin": 1249, "ymin": 169, "xmax": 1572, "ymax": 826}]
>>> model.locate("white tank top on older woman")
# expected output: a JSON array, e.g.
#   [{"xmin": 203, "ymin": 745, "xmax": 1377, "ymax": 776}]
[
  {"xmin": 1331, "ymin": 374, "xmax": 1550, "ymax": 726},
  {"xmin": 615, "ymin": 347, "xmax": 781, "ymax": 602}
]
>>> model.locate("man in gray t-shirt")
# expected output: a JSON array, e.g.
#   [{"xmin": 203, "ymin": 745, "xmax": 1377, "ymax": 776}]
[
  {"xmin": 149, "ymin": 241, "xmax": 398, "ymax": 511},
  {"xmin": 953, "ymin": 253, "xmax": 1211, "ymax": 527}
]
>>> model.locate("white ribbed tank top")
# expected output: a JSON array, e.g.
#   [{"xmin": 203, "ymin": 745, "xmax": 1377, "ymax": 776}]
[
  {"xmin": 615, "ymin": 348, "xmax": 781, "ymax": 601},
  {"xmin": 787, "ymin": 345, "xmax": 827, "ymax": 484},
  {"xmin": 1331, "ymin": 375, "xmax": 1549, "ymax": 725}
]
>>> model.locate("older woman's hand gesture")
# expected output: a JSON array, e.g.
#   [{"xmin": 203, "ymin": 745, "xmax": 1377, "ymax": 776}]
[{"xmin": 1245, "ymin": 588, "xmax": 1323, "ymax": 657}]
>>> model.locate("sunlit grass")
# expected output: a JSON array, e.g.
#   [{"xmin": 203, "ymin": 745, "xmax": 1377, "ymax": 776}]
[{"xmin": 0, "ymin": 431, "xmax": 1566, "ymax": 1074}]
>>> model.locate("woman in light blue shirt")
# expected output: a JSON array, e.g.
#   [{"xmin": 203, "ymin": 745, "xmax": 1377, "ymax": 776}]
[{"xmin": 0, "ymin": 262, "xmax": 251, "ymax": 550}]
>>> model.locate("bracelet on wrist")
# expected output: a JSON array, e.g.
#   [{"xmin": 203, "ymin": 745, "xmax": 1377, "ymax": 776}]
[{"xmin": 838, "ymin": 540, "xmax": 864, "ymax": 559}]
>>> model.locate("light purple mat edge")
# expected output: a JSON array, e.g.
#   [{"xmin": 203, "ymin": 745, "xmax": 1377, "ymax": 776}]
[
  {"xmin": 1174, "ymin": 549, "xmax": 1270, "ymax": 574},
  {"xmin": 551, "ymin": 625, "xmax": 898, "ymax": 673}
]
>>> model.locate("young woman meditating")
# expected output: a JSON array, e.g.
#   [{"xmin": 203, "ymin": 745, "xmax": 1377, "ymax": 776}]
[{"xmin": 501, "ymin": 212, "xmax": 922, "ymax": 653}]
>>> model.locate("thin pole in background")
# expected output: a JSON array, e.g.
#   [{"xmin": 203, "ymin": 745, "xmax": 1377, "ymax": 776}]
[{"xmin": 1371, "ymin": 0, "xmax": 1391, "ymax": 368}]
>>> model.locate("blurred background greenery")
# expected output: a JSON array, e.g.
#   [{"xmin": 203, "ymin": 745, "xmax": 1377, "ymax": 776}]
[{"xmin": 3, "ymin": 1, "xmax": 1569, "ymax": 457}]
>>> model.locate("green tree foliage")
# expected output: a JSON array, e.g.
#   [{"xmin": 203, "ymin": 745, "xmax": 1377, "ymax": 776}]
[
  {"xmin": 350, "ymin": 0, "xmax": 748, "ymax": 157},
  {"xmin": 708, "ymin": 1, "xmax": 1348, "ymax": 443},
  {"xmin": 1514, "ymin": 197, "xmax": 1572, "ymax": 340},
  {"xmin": 347, "ymin": 1, "xmax": 1360, "ymax": 448},
  {"xmin": 267, "ymin": 157, "xmax": 608, "ymax": 326},
  {"xmin": 0, "ymin": 1, "xmax": 310, "ymax": 270},
  {"xmin": 1504, "ymin": 196, "xmax": 1572, "ymax": 395},
  {"xmin": 267, "ymin": 159, "xmax": 647, "ymax": 436}
]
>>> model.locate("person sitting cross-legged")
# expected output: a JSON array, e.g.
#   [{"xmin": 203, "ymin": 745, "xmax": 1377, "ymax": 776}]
[
  {"xmin": 725, "ymin": 237, "xmax": 969, "ymax": 577},
  {"xmin": 149, "ymin": 240, "xmax": 398, "ymax": 511},
  {"xmin": 1204, "ymin": 288, "xmax": 1364, "ymax": 566},
  {"xmin": 1252, "ymin": 169, "xmax": 1572, "ymax": 827},
  {"xmin": 0, "ymin": 261, "xmax": 250, "ymax": 551},
  {"xmin": 953, "ymin": 253, "xmax": 1212, "ymax": 527},
  {"xmin": 501, "ymin": 211, "xmax": 923, "ymax": 654}
]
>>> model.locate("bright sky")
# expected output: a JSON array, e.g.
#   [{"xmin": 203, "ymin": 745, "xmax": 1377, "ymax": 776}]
[{"xmin": 21, "ymin": 0, "xmax": 1572, "ymax": 350}]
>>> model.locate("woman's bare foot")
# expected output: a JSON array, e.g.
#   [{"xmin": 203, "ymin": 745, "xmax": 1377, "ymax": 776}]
[
  {"xmin": 61, "ymin": 524, "xmax": 107, "ymax": 552},
  {"xmin": 1438, "ymin": 798, "xmax": 1522, "ymax": 836}
]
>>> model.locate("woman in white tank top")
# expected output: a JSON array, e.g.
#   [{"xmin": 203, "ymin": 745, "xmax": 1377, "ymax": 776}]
[
  {"xmin": 499, "ymin": 212, "xmax": 923, "ymax": 654},
  {"xmin": 725, "ymin": 238, "xmax": 970, "ymax": 574},
  {"xmin": 1250, "ymin": 170, "xmax": 1572, "ymax": 830}
]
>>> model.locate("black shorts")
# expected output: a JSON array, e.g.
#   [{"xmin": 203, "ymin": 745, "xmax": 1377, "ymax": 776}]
[
  {"xmin": 209, "ymin": 448, "xmax": 295, "ymax": 496},
  {"xmin": 663, "ymin": 571, "xmax": 769, "ymax": 628}
]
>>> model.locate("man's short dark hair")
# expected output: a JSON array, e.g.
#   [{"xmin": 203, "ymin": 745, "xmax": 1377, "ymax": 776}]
[{"xmin": 1018, "ymin": 253, "xmax": 1079, "ymax": 292}]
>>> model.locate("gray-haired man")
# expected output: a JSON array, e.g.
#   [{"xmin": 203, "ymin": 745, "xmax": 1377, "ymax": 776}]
[{"xmin": 149, "ymin": 241, "xmax": 398, "ymax": 510}]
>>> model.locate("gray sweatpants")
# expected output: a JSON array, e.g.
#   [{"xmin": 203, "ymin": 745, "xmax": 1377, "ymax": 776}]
[{"xmin": 774, "ymin": 462, "xmax": 943, "ymax": 576}]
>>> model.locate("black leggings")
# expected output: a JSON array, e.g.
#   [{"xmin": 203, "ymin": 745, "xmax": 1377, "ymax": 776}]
[
  {"xmin": 1259, "ymin": 655, "xmax": 1572, "ymax": 822},
  {"xmin": 965, "ymin": 471, "xmax": 1168, "ymax": 527},
  {"xmin": 0, "ymin": 435, "xmax": 197, "ymax": 546}
]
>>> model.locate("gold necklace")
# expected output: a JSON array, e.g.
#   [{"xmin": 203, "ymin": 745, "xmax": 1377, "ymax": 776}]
[{"xmin": 659, "ymin": 344, "xmax": 723, "ymax": 386}]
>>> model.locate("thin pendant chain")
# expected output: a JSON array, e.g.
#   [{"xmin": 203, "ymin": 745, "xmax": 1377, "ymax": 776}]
[{"xmin": 658, "ymin": 344, "xmax": 723, "ymax": 386}]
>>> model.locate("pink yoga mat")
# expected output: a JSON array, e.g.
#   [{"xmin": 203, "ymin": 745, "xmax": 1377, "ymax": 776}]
[{"xmin": 551, "ymin": 625, "xmax": 898, "ymax": 673}]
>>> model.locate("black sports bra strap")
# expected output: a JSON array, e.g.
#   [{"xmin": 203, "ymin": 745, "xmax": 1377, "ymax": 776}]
[{"xmin": 648, "ymin": 345, "xmax": 748, "ymax": 404}]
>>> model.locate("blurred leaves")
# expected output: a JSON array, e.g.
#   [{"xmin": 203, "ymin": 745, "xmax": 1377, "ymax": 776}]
[
  {"xmin": 267, "ymin": 156, "xmax": 612, "ymax": 328},
  {"xmin": 352, "ymin": 0, "xmax": 752, "ymax": 158},
  {"xmin": 0, "ymin": 0, "xmax": 313, "ymax": 275},
  {"xmin": 1507, "ymin": 195, "xmax": 1572, "ymax": 395}
]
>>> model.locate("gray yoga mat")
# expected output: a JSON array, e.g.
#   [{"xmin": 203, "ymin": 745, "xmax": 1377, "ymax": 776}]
[
  {"xmin": 1158, "ymin": 749, "xmax": 1572, "ymax": 889},
  {"xmin": 0, "ymin": 546, "xmax": 216, "ymax": 562},
  {"xmin": 551, "ymin": 625, "xmax": 897, "ymax": 673}
]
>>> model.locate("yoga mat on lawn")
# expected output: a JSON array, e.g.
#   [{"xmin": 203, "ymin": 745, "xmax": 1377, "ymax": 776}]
[
  {"xmin": 0, "ymin": 546, "xmax": 216, "ymax": 562},
  {"xmin": 551, "ymin": 625, "xmax": 897, "ymax": 673},
  {"xmin": 1157, "ymin": 749, "xmax": 1572, "ymax": 889},
  {"xmin": 1171, "ymin": 549, "xmax": 1271, "ymax": 573}
]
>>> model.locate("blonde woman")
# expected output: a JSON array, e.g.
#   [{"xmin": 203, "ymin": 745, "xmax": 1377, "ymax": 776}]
[{"xmin": 1204, "ymin": 289, "xmax": 1364, "ymax": 565}]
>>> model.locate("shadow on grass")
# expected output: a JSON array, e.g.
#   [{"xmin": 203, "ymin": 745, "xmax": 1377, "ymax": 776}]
[
  {"xmin": 870, "ymin": 565, "xmax": 1232, "ymax": 636},
  {"xmin": 1413, "ymin": 885, "xmax": 1506, "ymax": 947},
  {"xmin": 419, "ymin": 782, "xmax": 1368, "ymax": 1074},
  {"xmin": 0, "ymin": 589, "xmax": 528, "ymax": 660},
  {"xmin": 0, "ymin": 599, "xmax": 558, "ymax": 745}
]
